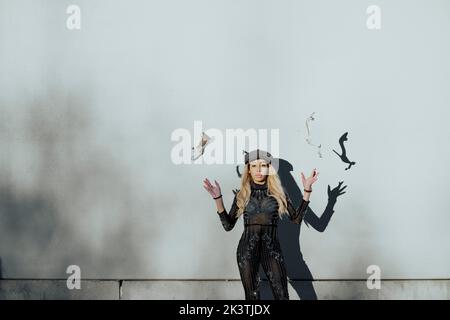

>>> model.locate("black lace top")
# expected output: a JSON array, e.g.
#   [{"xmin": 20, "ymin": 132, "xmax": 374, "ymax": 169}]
[{"xmin": 217, "ymin": 180, "xmax": 309, "ymax": 231}]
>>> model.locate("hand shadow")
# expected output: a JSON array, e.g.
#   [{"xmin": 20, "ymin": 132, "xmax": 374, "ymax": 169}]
[{"xmin": 258, "ymin": 158, "xmax": 347, "ymax": 300}]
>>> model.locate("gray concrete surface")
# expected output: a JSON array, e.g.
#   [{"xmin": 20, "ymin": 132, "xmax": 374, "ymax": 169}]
[
  {"xmin": 1, "ymin": 279, "xmax": 449, "ymax": 299},
  {"xmin": 0, "ymin": 280, "xmax": 119, "ymax": 300}
]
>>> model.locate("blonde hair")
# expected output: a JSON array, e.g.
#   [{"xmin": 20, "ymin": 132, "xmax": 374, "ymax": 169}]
[{"xmin": 235, "ymin": 163, "xmax": 288, "ymax": 217}]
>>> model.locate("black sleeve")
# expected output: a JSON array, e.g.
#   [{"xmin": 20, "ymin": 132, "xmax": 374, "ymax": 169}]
[
  {"xmin": 285, "ymin": 192, "xmax": 310, "ymax": 225},
  {"xmin": 217, "ymin": 194, "xmax": 239, "ymax": 232}
]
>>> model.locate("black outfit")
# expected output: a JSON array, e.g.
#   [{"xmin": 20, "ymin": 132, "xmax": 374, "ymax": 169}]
[{"xmin": 217, "ymin": 180, "xmax": 310, "ymax": 300}]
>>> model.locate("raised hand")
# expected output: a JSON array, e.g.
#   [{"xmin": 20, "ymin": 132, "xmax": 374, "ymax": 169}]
[
  {"xmin": 301, "ymin": 168, "xmax": 319, "ymax": 190},
  {"xmin": 203, "ymin": 178, "xmax": 222, "ymax": 199},
  {"xmin": 327, "ymin": 181, "xmax": 347, "ymax": 203}
]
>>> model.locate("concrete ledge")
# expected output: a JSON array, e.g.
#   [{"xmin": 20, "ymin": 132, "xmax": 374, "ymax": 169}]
[
  {"xmin": 121, "ymin": 280, "xmax": 242, "ymax": 300},
  {"xmin": 1, "ymin": 279, "xmax": 449, "ymax": 299},
  {"xmin": 121, "ymin": 280, "xmax": 450, "ymax": 300},
  {"xmin": 0, "ymin": 280, "xmax": 119, "ymax": 300}
]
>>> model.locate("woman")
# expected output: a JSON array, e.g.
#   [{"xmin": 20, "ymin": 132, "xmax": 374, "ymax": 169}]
[{"xmin": 203, "ymin": 149, "xmax": 319, "ymax": 300}]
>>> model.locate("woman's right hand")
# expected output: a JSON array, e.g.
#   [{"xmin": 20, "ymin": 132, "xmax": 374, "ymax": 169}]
[{"xmin": 203, "ymin": 178, "xmax": 222, "ymax": 199}]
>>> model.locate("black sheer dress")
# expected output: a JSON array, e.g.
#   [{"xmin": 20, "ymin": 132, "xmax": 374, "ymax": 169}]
[{"xmin": 217, "ymin": 180, "xmax": 310, "ymax": 300}]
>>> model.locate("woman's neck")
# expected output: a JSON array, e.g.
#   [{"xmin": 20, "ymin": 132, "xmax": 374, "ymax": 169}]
[
  {"xmin": 250, "ymin": 179, "xmax": 268, "ymax": 190},
  {"xmin": 252, "ymin": 180, "xmax": 266, "ymax": 185}
]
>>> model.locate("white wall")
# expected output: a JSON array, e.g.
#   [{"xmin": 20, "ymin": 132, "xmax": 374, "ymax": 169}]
[{"xmin": 0, "ymin": 0, "xmax": 449, "ymax": 280}]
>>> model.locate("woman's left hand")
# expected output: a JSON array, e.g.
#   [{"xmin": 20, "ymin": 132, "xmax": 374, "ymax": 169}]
[{"xmin": 301, "ymin": 168, "xmax": 319, "ymax": 189}]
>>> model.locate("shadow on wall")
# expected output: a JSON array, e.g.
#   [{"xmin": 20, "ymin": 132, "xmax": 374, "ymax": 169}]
[
  {"xmin": 259, "ymin": 158, "xmax": 346, "ymax": 300},
  {"xmin": 0, "ymin": 175, "xmax": 61, "ymax": 277},
  {"xmin": 0, "ymin": 89, "xmax": 157, "ymax": 280}
]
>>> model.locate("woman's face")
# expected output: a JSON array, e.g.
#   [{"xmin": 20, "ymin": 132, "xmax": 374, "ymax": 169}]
[{"xmin": 249, "ymin": 159, "xmax": 270, "ymax": 184}]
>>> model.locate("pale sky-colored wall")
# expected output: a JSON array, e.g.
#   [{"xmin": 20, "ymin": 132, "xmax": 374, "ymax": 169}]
[{"xmin": 1, "ymin": 0, "xmax": 449, "ymax": 279}]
